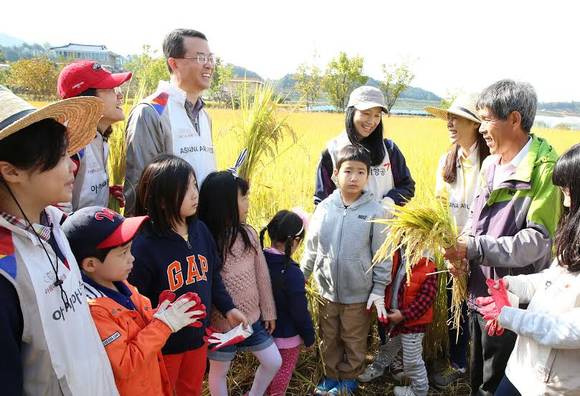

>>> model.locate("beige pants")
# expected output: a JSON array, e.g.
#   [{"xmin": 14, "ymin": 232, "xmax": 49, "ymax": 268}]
[{"xmin": 318, "ymin": 299, "xmax": 371, "ymax": 379}]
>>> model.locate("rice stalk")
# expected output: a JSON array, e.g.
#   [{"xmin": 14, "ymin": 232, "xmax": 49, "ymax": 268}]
[
  {"xmin": 372, "ymin": 197, "xmax": 467, "ymax": 333},
  {"xmin": 232, "ymin": 82, "xmax": 296, "ymax": 181}
]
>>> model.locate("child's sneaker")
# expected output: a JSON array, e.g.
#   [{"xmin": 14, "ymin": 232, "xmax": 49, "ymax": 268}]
[
  {"xmin": 328, "ymin": 379, "xmax": 358, "ymax": 395},
  {"xmin": 314, "ymin": 377, "xmax": 339, "ymax": 395},
  {"xmin": 358, "ymin": 344, "xmax": 389, "ymax": 382},
  {"xmin": 393, "ymin": 385, "xmax": 418, "ymax": 396},
  {"xmin": 390, "ymin": 355, "xmax": 410, "ymax": 383},
  {"xmin": 430, "ymin": 364, "xmax": 466, "ymax": 389}
]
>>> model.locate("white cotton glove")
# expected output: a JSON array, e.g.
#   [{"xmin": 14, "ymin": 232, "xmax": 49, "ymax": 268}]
[
  {"xmin": 153, "ymin": 295, "xmax": 204, "ymax": 333},
  {"xmin": 381, "ymin": 197, "xmax": 396, "ymax": 219},
  {"xmin": 366, "ymin": 293, "xmax": 388, "ymax": 323}
]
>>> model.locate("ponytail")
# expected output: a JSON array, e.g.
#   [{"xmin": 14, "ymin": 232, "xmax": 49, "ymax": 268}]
[{"xmin": 264, "ymin": 210, "xmax": 306, "ymax": 289}]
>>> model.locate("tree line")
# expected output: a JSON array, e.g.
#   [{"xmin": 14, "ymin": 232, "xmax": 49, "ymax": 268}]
[{"xmin": 0, "ymin": 46, "xmax": 415, "ymax": 112}]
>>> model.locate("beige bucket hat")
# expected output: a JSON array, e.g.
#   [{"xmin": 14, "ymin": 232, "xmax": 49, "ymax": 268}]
[
  {"xmin": 425, "ymin": 93, "xmax": 481, "ymax": 124},
  {"xmin": 0, "ymin": 86, "xmax": 103, "ymax": 154}
]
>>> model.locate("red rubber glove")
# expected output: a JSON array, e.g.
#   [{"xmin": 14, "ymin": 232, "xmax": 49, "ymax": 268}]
[
  {"xmin": 157, "ymin": 291, "xmax": 206, "ymax": 327},
  {"xmin": 109, "ymin": 185, "xmax": 126, "ymax": 208}
]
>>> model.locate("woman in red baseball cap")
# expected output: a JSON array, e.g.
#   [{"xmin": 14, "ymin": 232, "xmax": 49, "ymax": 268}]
[{"xmin": 57, "ymin": 60, "xmax": 132, "ymax": 212}]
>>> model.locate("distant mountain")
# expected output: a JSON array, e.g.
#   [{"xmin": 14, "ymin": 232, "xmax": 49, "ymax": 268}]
[
  {"xmin": 538, "ymin": 101, "xmax": 580, "ymax": 116},
  {"xmin": 0, "ymin": 32, "xmax": 25, "ymax": 47},
  {"xmin": 231, "ymin": 65, "xmax": 262, "ymax": 80},
  {"xmin": 364, "ymin": 76, "xmax": 440, "ymax": 101}
]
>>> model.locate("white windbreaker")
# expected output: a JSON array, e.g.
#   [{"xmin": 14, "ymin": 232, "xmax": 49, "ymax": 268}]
[
  {"xmin": 0, "ymin": 206, "xmax": 118, "ymax": 396},
  {"xmin": 500, "ymin": 261, "xmax": 580, "ymax": 395}
]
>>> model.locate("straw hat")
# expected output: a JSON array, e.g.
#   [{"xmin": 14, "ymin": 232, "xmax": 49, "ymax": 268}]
[
  {"xmin": 0, "ymin": 86, "xmax": 103, "ymax": 154},
  {"xmin": 425, "ymin": 93, "xmax": 481, "ymax": 124}
]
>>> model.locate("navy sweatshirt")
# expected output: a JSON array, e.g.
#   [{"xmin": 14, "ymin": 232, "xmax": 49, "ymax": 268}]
[
  {"xmin": 264, "ymin": 250, "xmax": 315, "ymax": 347},
  {"xmin": 129, "ymin": 219, "xmax": 235, "ymax": 354},
  {"xmin": 314, "ymin": 138, "xmax": 415, "ymax": 205}
]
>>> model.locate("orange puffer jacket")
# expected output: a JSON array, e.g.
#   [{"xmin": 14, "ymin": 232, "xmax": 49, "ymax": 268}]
[
  {"xmin": 384, "ymin": 253, "xmax": 436, "ymax": 327},
  {"xmin": 87, "ymin": 281, "xmax": 173, "ymax": 396}
]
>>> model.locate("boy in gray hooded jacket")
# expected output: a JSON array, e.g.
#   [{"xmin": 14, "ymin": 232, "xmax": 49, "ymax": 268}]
[{"xmin": 301, "ymin": 145, "xmax": 391, "ymax": 395}]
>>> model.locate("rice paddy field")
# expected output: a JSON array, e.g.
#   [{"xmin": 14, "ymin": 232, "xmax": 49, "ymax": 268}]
[
  {"xmin": 198, "ymin": 109, "xmax": 578, "ymax": 395},
  {"xmin": 36, "ymin": 100, "xmax": 579, "ymax": 395}
]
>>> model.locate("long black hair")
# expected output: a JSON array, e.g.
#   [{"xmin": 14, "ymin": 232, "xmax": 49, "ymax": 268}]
[
  {"xmin": 552, "ymin": 143, "xmax": 580, "ymax": 272},
  {"xmin": 345, "ymin": 106, "xmax": 385, "ymax": 166},
  {"xmin": 442, "ymin": 129, "xmax": 490, "ymax": 184},
  {"xmin": 259, "ymin": 210, "xmax": 305, "ymax": 289},
  {"xmin": 198, "ymin": 171, "xmax": 253, "ymax": 261},
  {"xmin": 135, "ymin": 154, "xmax": 196, "ymax": 235}
]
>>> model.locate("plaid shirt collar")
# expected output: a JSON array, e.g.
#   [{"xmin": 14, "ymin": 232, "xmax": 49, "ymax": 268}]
[{"xmin": 0, "ymin": 210, "xmax": 52, "ymax": 241}]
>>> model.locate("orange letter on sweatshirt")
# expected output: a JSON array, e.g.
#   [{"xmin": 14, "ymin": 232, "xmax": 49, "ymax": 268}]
[{"xmin": 167, "ymin": 260, "xmax": 184, "ymax": 291}]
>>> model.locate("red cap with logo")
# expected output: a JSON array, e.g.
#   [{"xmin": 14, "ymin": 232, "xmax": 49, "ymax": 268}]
[{"xmin": 57, "ymin": 60, "xmax": 132, "ymax": 99}]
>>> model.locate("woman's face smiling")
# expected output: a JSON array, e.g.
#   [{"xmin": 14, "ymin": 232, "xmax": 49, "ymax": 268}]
[{"xmin": 353, "ymin": 107, "xmax": 382, "ymax": 139}]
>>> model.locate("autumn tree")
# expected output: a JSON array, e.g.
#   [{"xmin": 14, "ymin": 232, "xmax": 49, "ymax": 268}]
[
  {"xmin": 295, "ymin": 62, "xmax": 322, "ymax": 111},
  {"xmin": 322, "ymin": 52, "xmax": 366, "ymax": 111},
  {"xmin": 380, "ymin": 62, "xmax": 415, "ymax": 115},
  {"xmin": 7, "ymin": 57, "xmax": 59, "ymax": 99},
  {"xmin": 209, "ymin": 57, "xmax": 234, "ymax": 104}
]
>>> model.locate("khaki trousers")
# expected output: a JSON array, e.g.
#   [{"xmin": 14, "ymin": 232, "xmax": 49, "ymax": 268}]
[{"xmin": 318, "ymin": 299, "xmax": 371, "ymax": 379}]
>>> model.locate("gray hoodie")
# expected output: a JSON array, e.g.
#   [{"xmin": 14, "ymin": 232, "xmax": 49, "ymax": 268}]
[{"xmin": 301, "ymin": 189, "xmax": 392, "ymax": 304}]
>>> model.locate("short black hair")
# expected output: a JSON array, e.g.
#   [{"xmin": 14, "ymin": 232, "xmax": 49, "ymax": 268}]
[
  {"xmin": 75, "ymin": 246, "xmax": 114, "ymax": 271},
  {"xmin": 163, "ymin": 28, "xmax": 207, "ymax": 73},
  {"xmin": 0, "ymin": 118, "xmax": 68, "ymax": 173},
  {"xmin": 136, "ymin": 154, "xmax": 197, "ymax": 235},
  {"xmin": 335, "ymin": 144, "xmax": 371, "ymax": 173}
]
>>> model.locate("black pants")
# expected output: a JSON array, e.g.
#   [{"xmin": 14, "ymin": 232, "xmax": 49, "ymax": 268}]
[
  {"xmin": 469, "ymin": 312, "xmax": 517, "ymax": 396},
  {"xmin": 448, "ymin": 279, "xmax": 469, "ymax": 368},
  {"xmin": 495, "ymin": 375, "xmax": 521, "ymax": 396}
]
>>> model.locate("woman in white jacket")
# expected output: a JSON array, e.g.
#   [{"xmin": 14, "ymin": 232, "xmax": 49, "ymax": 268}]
[{"xmin": 490, "ymin": 143, "xmax": 580, "ymax": 396}]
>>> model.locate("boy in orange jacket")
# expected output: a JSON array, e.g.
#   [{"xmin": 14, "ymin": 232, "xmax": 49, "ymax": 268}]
[
  {"xmin": 62, "ymin": 206, "xmax": 205, "ymax": 396},
  {"xmin": 361, "ymin": 252, "xmax": 437, "ymax": 396}
]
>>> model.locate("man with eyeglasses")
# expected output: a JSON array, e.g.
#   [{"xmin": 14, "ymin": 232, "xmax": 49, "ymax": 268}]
[
  {"xmin": 444, "ymin": 80, "xmax": 561, "ymax": 396},
  {"xmin": 124, "ymin": 28, "xmax": 216, "ymax": 215}
]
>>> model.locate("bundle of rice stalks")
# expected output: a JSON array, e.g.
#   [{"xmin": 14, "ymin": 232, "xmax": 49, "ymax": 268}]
[
  {"xmin": 232, "ymin": 82, "xmax": 296, "ymax": 181},
  {"xmin": 373, "ymin": 197, "xmax": 467, "ymax": 333}
]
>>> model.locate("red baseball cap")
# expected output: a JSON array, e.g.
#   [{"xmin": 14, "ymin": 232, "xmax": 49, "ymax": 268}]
[{"xmin": 57, "ymin": 60, "xmax": 132, "ymax": 99}]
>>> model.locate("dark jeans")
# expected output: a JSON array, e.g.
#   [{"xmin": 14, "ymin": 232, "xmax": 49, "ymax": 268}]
[
  {"xmin": 469, "ymin": 312, "xmax": 517, "ymax": 396},
  {"xmin": 448, "ymin": 280, "xmax": 469, "ymax": 368},
  {"xmin": 495, "ymin": 375, "xmax": 521, "ymax": 396}
]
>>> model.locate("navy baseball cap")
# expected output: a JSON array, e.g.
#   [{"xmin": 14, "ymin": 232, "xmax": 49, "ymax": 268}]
[{"xmin": 62, "ymin": 206, "xmax": 148, "ymax": 262}]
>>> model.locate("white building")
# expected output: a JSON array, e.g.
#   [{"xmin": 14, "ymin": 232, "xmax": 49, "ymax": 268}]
[{"xmin": 49, "ymin": 43, "xmax": 124, "ymax": 71}]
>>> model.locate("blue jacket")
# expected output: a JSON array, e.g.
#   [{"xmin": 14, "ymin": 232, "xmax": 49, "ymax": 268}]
[
  {"xmin": 264, "ymin": 250, "xmax": 315, "ymax": 347},
  {"xmin": 314, "ymin": 138, "xmax": 415, "ymax": 205},
  {"xmin": 129, "ymin": 218, "xmax": 235, "ymax": 354}
]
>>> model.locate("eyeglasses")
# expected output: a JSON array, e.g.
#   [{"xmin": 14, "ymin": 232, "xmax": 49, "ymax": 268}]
[{"xmin": 175, "ymin": 53, "xmax": 216, "ymax": 65}]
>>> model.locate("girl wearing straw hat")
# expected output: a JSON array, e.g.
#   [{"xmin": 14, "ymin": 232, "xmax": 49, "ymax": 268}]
[
  {"xmin": 0, "ymin": 86, "xmax": 119, "ymax": 395},
  {"xmin": 424, "ymin": 94, "xmax": 490, "ymax": 389}
]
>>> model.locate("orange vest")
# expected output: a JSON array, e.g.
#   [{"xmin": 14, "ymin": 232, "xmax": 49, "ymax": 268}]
[
  {"xmin": 87, "ymin": 281, "xmax": 173, "ymax": 396},
  {"xmin": 384, "ymin": 252, "xmax": 436, "ymax": 327}
]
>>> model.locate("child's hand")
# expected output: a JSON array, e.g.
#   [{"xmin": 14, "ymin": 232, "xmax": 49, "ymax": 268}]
[
  {"xmin": 153, "ymin": 294, "xmax": 204, "ymax": 332},
  {"xmin": 264, "ymin": 320, "xmax": 276, "ymax": 334},
  {"xmin": 226, "ymin": 308, "xmax": 248, "ymax": 327},
  {"xmin": 366, "ymin": 293, "xmax": 388, "ymax": 323},
  {"xmin": 386, "ymin": 309, "xmax": 404, "ymax": 324}
]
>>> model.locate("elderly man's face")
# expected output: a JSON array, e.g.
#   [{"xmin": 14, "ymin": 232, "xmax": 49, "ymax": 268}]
[{"xmin": 478, "ymin": 107, "xmax": 513, "ymax": 157}]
